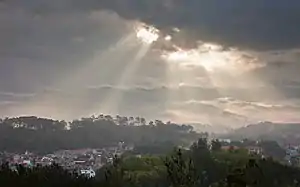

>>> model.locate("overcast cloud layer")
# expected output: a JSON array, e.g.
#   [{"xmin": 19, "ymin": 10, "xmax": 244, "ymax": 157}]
[{"xmin": 1, "ymin": 0, "xmax": 300, "ymax": 128}]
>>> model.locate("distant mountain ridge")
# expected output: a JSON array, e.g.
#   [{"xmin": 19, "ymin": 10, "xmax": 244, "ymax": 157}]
[{"xmin": 221, "ymin": 121, "xmax": 300, "ymax": 145}]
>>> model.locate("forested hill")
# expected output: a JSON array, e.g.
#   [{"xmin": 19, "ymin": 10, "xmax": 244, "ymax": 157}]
[
  {"xmin": 0, "ymin": 116, "xmax": 199, "ymax": 153},
  {"xmin": 221, "ymin": 121, "xmax": 300, "ymax": 145}
]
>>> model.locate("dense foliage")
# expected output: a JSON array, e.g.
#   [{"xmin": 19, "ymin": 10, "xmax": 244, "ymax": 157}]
[
  {"xmin": 0, "ymin": 163, "xmax": 94, "ymax": 187},
  {"xmin": 1, "ymin": 138, "xmax": 300, "ymax": 187},
  {"xmin": 0, "ymin": 116, "xmax": 197, "ymax": 153}
]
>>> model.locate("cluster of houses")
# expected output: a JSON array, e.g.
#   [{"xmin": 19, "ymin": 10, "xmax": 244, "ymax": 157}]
[
  {"xmin": 218, "ymin": 139, "xmax": 264, "ymax": 155},
  {"xmin": 218, "ymin": 139, "xmax": 300, "ymax": 167},
  {"xmin": 220, "ymin": 145, "xmax": 264, "ymax": 155},
  {"xmin": 2, "ymin": 138, "xmax": 300, "ymax": 177},
  {"xmin": 0, "ymin": 142, "xmax": 133, "ymax": 178},
  {"xmin": 285, "ymin": 145, "xmax": 300, "ymax": 166}
]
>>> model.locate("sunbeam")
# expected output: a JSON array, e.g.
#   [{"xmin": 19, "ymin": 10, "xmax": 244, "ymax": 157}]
[
  {"xmin": 99, "ymin": 43, "xmax": 152, "ymax": 114},
  {"xmin": 5, "ymin": 18, "xmax": 298, "ymax": 126},
  {"xmin": 159, "ymin": 39, "xmax": 290, "ymax": 126},
  {"xmin": 15, "ymin": 31, "xmax": 137, "ymax": 119},
  {"xmin": 97, "ymin": 23, "xmax": 160, "ymax": 114}
]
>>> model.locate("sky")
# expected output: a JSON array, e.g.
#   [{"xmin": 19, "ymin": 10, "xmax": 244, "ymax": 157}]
[{"xmin": 1, "ymin": 0, "xmax": 300, "ymax": 128}]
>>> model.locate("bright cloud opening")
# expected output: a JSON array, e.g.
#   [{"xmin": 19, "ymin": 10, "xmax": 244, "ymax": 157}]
[
  {"xmin": 164, "ymin": 35, "xmax": 172, "ymax": 41},
  {"xmin": 161, "ymin": 43, "xmax": 262, "ymax": 72},
  {"xmin": 135, "ymin": 24, "xmax": 159, "ymax": 44}
]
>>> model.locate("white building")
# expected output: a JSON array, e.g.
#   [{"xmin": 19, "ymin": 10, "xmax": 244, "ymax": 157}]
[{"xmin": 80, "ymin": 169, "xmax": 96, "ymax": 178}]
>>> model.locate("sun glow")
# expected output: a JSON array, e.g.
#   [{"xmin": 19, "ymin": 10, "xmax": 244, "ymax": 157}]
[
  {"xmin": 133, "ymin": 23, "xmax": 260, "ymax": 73},
  {"xmin": 161, "ymin": 43, "xmax": 260, "ymax": 72},
  {"xmin": 135, "ymin": 25, "xmax": 159, "ymax": 44},
  {"xmin": 162, "ymin": 48, "xmax": 225, "ymax": 71},
  {"xmin": 164, "ymin": 48, "xmax": 196, "ymax": 62},
  {"xmin": 165, "ymin": 35, "xmax": 172, "ymax": 41}
]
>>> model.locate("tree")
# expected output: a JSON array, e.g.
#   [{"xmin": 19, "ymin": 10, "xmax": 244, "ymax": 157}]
[
  {"xmin": 104, "ymin": 155, "xmax": 126, "ymax": 187},
  {"xmin": 140, "ymin": 118, "xmax": 146, "ymax": 126},
  {"xmin": 165, "ymin": 149, "xmax": 199, "ymax": 187},
  {"xmin": 190, "ymin": 138, "xmax": 210, "ymax": 157},
  {"xmin": 211, "ymin": 139, "xmax": 222, "ymax": 152}
]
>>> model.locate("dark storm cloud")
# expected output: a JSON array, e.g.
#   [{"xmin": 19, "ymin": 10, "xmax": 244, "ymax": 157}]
[
  {"xmin": 0, "ymin": 2, "xmax": 131, "ymax": 92},
  {"xmin": 117, "ymin": 0, "xmax": 300, "ymax": 50},
  {"xmin": 4, "ymin": 0, "xmax": 300, "ymax": 50},
  {"xmin": 69, "ymin": 0, "xmax": 300, "ymax": 50}
]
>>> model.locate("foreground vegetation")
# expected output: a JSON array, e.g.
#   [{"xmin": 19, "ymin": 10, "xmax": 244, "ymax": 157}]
[{"xmin": 1, "ymin": 138, "xmax": 300, "ymax": 187}]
